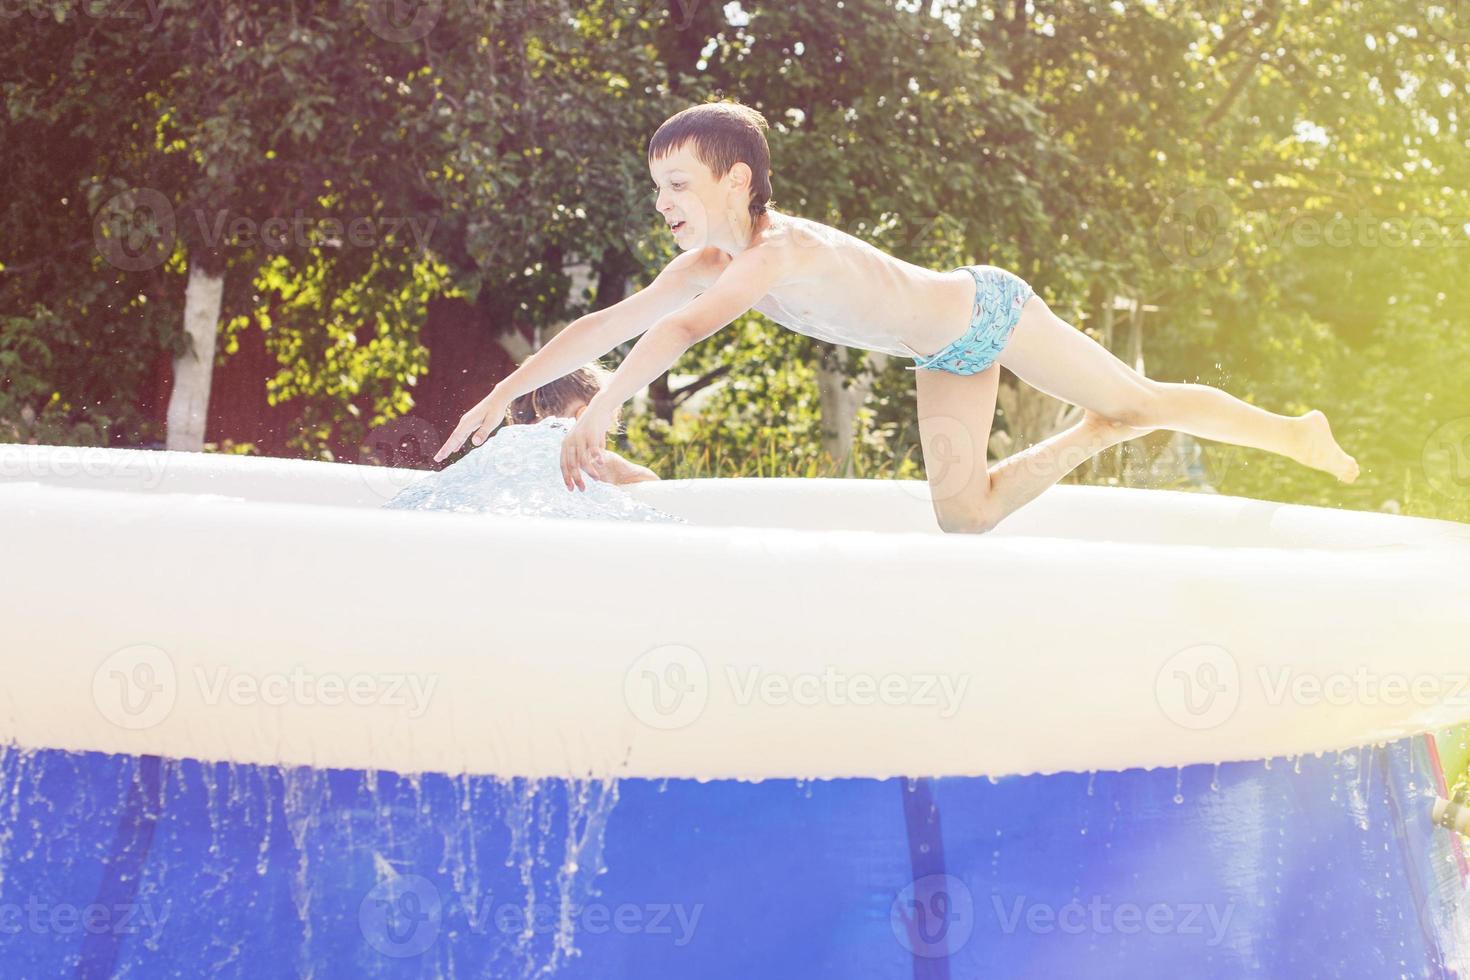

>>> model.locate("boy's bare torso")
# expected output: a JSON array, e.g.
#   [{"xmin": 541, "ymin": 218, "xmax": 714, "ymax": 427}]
[{"xmin": 687, "ymin": 211, "xmax": 977, "ymax": 360}]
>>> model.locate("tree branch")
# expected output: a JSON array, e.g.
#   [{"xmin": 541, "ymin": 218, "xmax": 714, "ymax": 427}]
[{"xmin": 670, "ymin": 363, "xmax": 732, "ymax": 404}]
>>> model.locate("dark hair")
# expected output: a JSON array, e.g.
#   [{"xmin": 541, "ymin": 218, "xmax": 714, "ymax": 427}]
[
  {"xmin": 505, "ymin": 365, "xmax": 618, "ymax": 426},
  {"xmin": 647, "ymin": 99, "xmax": 773, "ymax": 222}
]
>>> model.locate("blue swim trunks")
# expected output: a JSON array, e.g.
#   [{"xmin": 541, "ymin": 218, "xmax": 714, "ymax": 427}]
[{"xmin": 907, "ymin": 265, "xmax": 1036, "ymax": 375}]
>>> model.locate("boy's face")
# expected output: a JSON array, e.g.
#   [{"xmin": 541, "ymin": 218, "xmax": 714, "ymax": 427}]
[{"xmin": 649, "ymin": 143, "xmax": 750, "ymax": 252}]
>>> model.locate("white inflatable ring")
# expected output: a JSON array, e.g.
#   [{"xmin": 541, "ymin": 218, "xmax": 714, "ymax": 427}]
[{"xmin": 3, "ymin": 443, "xmax": 1467, "ymax": 780}]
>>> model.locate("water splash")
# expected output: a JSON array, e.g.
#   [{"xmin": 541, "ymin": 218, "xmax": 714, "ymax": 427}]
[
  {"xmin": 384, "ymin": 417, "xmax": 682, "ymax": 524},
  {"xmin": 282, "ymin": 767, "xmax": 328, "ymax": 949},
  {"xmin": 492, "ymin": 776, "xmax": 621, "ymax": 977},
  {"xmin": 0, "ymin": 744, "xmax": 25, "ymax": 892}
]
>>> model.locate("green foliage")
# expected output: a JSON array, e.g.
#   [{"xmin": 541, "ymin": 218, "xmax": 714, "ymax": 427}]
[{"xmin": 3, "ymin": 0, "xmax": 1467, "ymax": 530}]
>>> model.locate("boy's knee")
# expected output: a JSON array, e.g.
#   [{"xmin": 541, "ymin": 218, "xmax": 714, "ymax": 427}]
[{"xmin": 1106, "ymin": 384, "xmax": 1163, "ymax": 428}]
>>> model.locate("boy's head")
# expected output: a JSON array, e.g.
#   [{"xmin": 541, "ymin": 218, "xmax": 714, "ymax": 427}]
[
  {"xmin": 647, "ymin": 100, "xmax": 772, "ymax": 250},
  {"xmin": 505, "ymin": 365, "xmax": 617, "ymax": 426}
]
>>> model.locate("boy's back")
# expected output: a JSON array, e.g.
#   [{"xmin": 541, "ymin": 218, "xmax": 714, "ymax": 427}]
[{"xmin": 682, "ymin": 209, "xmax": 979, "ymax": 361}]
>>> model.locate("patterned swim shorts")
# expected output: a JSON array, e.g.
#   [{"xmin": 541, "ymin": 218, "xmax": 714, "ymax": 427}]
[{"xmin": 907, "ymin": 265, "xmax": 1036, "ymax": 376}]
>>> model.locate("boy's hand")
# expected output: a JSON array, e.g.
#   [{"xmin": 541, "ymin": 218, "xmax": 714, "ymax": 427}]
[
  {"xmin": 434, "ymin": 390, "xmax": 508, "ymax": 463},
  {"xmin": 561, "ymin": 399, "xmax": 616, "ymax": 491}
]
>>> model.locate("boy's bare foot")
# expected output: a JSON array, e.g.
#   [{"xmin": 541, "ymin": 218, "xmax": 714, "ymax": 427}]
[
  {"xmin": 1293, "ymin": 409, "xmax": 1359, "ymax": 483},
  {"xmin": 1082, "ymin": 410, "xmax": 1157, "ymax": 445}
]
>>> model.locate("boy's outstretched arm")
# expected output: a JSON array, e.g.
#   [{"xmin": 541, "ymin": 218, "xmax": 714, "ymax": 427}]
[
  {"xmin": 432, "ymin": 249, "xmax": 705, "ymax": 462},
  {"xmin": 560, "ymin": 244, "xmax": 786, "ymax": 491}
]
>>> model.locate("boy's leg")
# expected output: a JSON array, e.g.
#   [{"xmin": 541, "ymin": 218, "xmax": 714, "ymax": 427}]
[
  {"xmin": 916, "ymin": 364, "xmax": 1142, "ymax": 533},
  {"xmin": 998, "ymin": 297, "xmax": 1358, "ymax": 482}
]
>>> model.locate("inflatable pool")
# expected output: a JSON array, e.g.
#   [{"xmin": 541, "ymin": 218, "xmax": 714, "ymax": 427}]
[{"xmin": 2, "ymin": 442, "xmax": 1469, "ymax": 977}]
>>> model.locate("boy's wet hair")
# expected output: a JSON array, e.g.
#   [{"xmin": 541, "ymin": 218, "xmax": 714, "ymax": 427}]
[
  {"xmin": 647, "ymin": 99, "xmax": 772, "ymax": 222},
  {"xmin": 505, "ymin": 365, "xmax": 619, "ymax": 426}
]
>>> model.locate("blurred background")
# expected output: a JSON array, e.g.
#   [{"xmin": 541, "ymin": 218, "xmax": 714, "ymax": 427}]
[{"xmin": 2, "ymin": 0, "xmax": 1467, "ymax": 524}]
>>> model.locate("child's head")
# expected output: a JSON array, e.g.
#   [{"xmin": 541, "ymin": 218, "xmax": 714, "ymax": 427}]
[
  {"xmin": 504, "ymin": 366, "xmax": 617, "ymax": 427},
  {"xmin": 647, "ymin": 99, "xmax": 772, "ymax": 249}
]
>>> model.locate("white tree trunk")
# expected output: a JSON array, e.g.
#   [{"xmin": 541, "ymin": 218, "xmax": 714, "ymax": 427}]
[
  {"xmin": 165, "ymin": 261, "xmax": 225, "ymax": 452},
  {"xmin": 816, "ymin": 349, "xmax": 884, "ymax": 474}
]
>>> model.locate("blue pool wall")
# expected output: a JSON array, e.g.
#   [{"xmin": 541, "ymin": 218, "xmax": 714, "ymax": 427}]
[{"xmin": 0, "ymin": 734, "xmax": 1465, "ymax": 978}]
